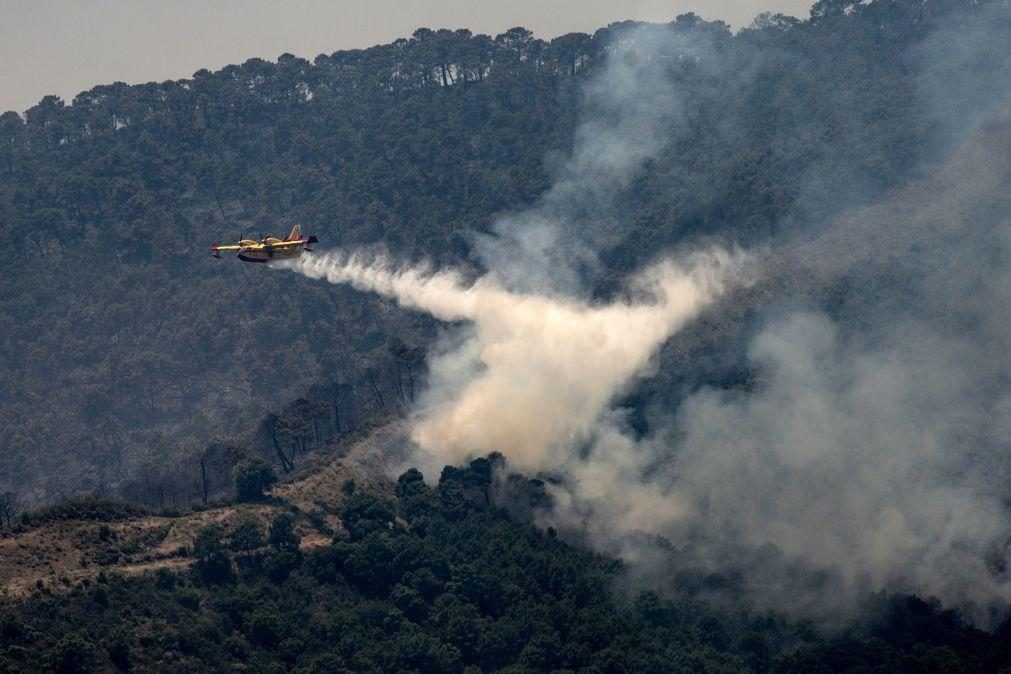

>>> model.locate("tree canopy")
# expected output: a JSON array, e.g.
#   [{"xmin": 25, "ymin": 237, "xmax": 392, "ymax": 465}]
[{"xmin": 2, "ymin": 459, "xmax": 1006, "ymax": 672}]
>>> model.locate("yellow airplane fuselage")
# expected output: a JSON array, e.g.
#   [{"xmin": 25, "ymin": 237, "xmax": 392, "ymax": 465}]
[
  {"xmin": 235, "ymin": 238, "xmax": 306, "ymax": 263},
  {"xmin": 211, "ymin": 226, "xmax": 318, "ymax": 262}
]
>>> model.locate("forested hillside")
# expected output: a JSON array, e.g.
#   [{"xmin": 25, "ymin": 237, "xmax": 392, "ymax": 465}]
[
  {"xmin": 5, "ymin": 458, "xmax": 1011, "ymax": 673},
  {"xmin": 3, "ymin": 0, "xmax": 1011, "ymax": 670},
  {"xmin": 1, "ymin": 0, "xmax": 998, "ymax": 507}
]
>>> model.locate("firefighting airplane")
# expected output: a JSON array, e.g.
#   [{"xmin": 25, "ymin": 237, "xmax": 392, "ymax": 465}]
[{"xmin": 211, "ymin": 225, "xmax": 318, "ymax": 263}]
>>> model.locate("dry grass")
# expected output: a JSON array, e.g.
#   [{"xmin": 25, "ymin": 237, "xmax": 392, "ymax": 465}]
[{"xmin": 0, "ymin": 420, "xmax": 405, "ymax": 597}]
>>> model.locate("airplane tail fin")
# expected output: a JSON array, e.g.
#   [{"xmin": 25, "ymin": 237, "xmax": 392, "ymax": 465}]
[{"xmin": 286, "ymin": 224, "xmax": 301, "ymax": 241}]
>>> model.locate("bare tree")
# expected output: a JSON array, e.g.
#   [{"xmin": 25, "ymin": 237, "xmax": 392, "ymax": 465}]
[{"xmin": 0, "ymin": 491, "xmax": 24, "ymax": 527}]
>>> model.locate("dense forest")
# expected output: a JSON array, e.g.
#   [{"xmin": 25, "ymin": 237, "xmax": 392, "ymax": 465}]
[
  {"xmin": 5, "ymin": 458, "xmax": 1011, "ymax": 673},
  {"xmin": 2, "ymin": 0, "xmax": 1003, "ymax": 507},
  {"xmin": 3, "ymin": 0, "xmax": 1011, "ymax": 670}
]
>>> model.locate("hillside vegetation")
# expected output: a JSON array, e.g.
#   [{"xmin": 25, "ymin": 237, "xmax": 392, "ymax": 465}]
[
  {"xmin": 1, "ymin": 0, "xmax": 998, "ymax": 506},
  {"xmin": 4, "ymin": 453, "xmax": 1011, "ymax": 673},
  {"xmin": 3, "ymin": 1, "xmax": 1011, "ymax": 670}
]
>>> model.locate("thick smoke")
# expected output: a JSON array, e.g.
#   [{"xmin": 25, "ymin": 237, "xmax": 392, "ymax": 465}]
[
  {"xmin": 640, "ymin": 6, "xmax": 1011, "ymax": 622},
  {"xmin": 658, "ymin": 118, "xmax": 1011, "ymax": 621},
  {"xmin": 289, "ymin": 21, "xmax": 753, "ymax": 541},
  {"xmin": 294, "ymin": 247, "xmax": 747, "ymax": 484},
  {"xmin": 288, "ymin": 10, "xmax": 1011, "ymax": 625}
]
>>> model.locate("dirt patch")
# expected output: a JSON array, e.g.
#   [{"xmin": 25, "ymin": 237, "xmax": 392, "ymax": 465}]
[{"xmin": 0, "ymin": 421, "xmax": 402, "ymax": 597}]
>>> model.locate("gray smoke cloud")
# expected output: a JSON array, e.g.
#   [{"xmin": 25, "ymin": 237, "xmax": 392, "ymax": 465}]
[
  {"xmin": 653, "ymin": 115, "xmax": 1011, "ymax": 621},
  {"xmin": 286, "ymin": 10, "xmax": 1011, "ymax": 625},
  {"xmin": 475, "ymin": 22, "xmax": 722, "ymax": 294},
  {"xmin": 532, "ymin": 9, "xmax": 1011, "ymax": 624}
]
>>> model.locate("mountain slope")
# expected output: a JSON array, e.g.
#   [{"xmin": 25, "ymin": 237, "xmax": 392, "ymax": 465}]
[
  {"xmin": 1, "ymin": 447, "xmax": 1004, "ymax": 673},
  {"xmin": 1, "ymin": 2, "xmax": 993, "ymax": 505}
]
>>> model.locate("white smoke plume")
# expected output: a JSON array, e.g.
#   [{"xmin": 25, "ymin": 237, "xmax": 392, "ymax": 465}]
[
  {"xmin": 285, "ymin": 23, "xmax": 752, "ymax": 544},
  {"xmin": 293, "ymin": 247, "xmax": 747, "ymax": 485}
]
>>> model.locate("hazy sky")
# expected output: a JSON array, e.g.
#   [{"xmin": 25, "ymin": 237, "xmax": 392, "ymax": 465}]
[{"xmin": 0, "ymin": 0, "xmax": 814, "ymax": 114}]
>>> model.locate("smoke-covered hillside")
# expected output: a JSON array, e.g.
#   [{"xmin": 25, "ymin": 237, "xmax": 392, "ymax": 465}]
[
  {"xmin": 1, "ymin": 0, "xmax": 1009, "ymax": 599},
  {"xmin": 3, "ymin": 0, "xmax": 1011, "ymax": 669},
  {"xmin": 3, "ymin": 1, "xmax": 1002, "ymax": 508}
]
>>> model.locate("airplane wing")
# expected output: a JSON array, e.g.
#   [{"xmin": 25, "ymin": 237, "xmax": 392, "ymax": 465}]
[
  {"xmin": 211, "ymin": 243, "xmax": 242, "ymax": 258},
  {"xmin": 267, "ymin": 236, "xmax": 319, "ymax": 247},
  {"xmin": 265, "ymin": 239, "xmax": 309, "ymax": 248}
]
